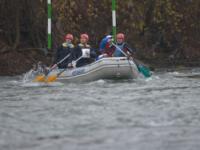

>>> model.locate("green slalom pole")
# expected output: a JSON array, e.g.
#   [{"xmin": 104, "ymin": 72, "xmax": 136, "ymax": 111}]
[
  {"xmin": 112, "ymin": 0, "xmax": 116, "ymax": 42},
  {"xmin": 47, "ymin": 0, "xmax": 52, "ymax": 49}
]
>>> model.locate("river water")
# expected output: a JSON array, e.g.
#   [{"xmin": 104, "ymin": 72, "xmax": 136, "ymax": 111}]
[{"xmin": 0, "ymin": 68, "xmax": 200, "ymax": 150}]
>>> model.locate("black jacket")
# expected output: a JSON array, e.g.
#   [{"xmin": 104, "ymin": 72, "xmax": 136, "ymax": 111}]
[
  {"xmin": 56, "ymin": 43, "xmax": 74, "ymax": 68},
  {"xmin": 70, "ymin": 43, "xmax": 97, "ymax": 67}
]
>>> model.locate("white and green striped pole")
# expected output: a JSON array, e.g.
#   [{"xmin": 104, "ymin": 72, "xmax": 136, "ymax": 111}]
[
  {"xmin": 47, "ymin": 0, "xmax": 52, "ymax": 49},
  {"xmin": 112, "ymin": 0, "xmax": 116, "ymax": 42}
]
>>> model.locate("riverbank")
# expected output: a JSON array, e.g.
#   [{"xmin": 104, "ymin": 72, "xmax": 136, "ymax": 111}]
[
  {"xmin": 0, "ymin": 50, "xmax": 199, "ymax": 76},
  {"xmin": 0, "ymin": 49, "xmax": 52, "ymax": 76}
]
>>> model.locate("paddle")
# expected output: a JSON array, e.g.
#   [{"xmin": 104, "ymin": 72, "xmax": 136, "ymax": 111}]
[
  {"xmin": 45, "ymin": 68, "xmax": 66, "ymax": 83},
  {"xmin": 46, "ymin": 55, "xmax": 84, "ymax": 82},
  {"xmin": 112, "ymin": 43, "xmax": 151, "ymax": 77},
  {"xmin": 133, "ymin": 59, "xmax": 151, "ymax": 77},
  {"xmin": 34, "ymin": 53, "xmax": 71, "ymax": 82}
]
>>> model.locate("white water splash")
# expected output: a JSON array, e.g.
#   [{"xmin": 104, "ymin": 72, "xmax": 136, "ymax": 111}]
[
  {"xmin": 168, "ymin": 71, "xmax": 180, "ymax": 75},
  {"xmin": 22, "ymin": 70, "xmax": 35, "ymax": 83},
  {"xmin": 20, "ymin": 70, "xmax": 64, "ymax": 87},
  {"xmin": 21, "ymin": 81, "xmax": 64, "ymax": 87}
]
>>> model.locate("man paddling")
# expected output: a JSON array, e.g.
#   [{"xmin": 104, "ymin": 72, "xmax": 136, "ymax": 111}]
[
  {"xmin": 113, "ymin": 33, "xmax": 137, "ymax": 57},
  {"xmin": 55, "ymin": 33, "xmax": 74, "ymax": 69},
  {"xmin": 69, "ymin": 33, "xmax": 97, "ymax": 67},
  {"xmin": 98, "ymin": 33, "xmax": 136, "ymax": 58}
]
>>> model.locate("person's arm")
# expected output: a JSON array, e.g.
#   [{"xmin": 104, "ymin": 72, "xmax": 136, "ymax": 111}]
[
  {"xmin": 124, "ymin": 43, "xmax": 137, "ymax": 55},
  {"xmin": 66, "ymin": 48, "xmax": 74, "ymax": 68},
  {"xmin": 72, "ymin": 46, "xmax": 80, "ymax": 60},
  {"xmin": 55, "ymin": 46, "xmax": 63, "ymax": 63},
  {"xmin": 68, "ymin": 47, "xmax": 74, "ymax": 62},
  {"xmin": 90, "ymin": 48, "xmax": 97, "ymax": 59}
]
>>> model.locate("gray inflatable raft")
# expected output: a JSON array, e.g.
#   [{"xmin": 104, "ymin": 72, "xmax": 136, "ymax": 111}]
[{"xmin": 50, "ymin": 57, "xmax": 140, "ymax": 82}]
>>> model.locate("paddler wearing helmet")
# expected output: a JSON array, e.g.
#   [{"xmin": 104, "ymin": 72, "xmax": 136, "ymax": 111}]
[
  {"xmin": 69, "ymin": 33, "xmax": 97, "ymax": 67},
  {"xmin": 55, "ymin": 33, "xmax": 74, "ymax": 69},
  {"xmin": 112, "ymin": 33, "xmax": 136, "ymax": 57}
]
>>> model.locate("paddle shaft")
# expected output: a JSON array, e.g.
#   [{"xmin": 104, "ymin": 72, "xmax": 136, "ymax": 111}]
[
  {"xmin": 112, "ymin": 43, "xmax": 146, "ymax": 67},
  {"xmin": 33, "ymin": 53, "xmax": 71, "ymax": 82},
  {"xmin": 52, "ymin": 55, "xmax": 84, "ymax": 79},
  {"xmin": 57, "ymin": 53, "xmax": 70, "ymax": 65},
  {"xmin": 112, "ymin": 43, "xmax": 128, "ymax": 57},
  {"xmin": 50, "ymin": 53, "xmax": 70, "ymax": 71}
]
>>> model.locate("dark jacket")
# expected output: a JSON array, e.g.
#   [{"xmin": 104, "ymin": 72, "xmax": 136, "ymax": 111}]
[
  {"xmin": 70, "ymin": 43, "xmax": 97, "ymax": 67},
  {"xmin": 56, "ymin": 43, "xmax": 74, "ymax": 68}
]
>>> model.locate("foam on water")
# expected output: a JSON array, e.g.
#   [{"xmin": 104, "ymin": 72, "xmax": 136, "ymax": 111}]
[
  {"xmin": 22, "ymin": 70, "xmax": 35, "ymax": 83},
  {"xmin": 20, "ymin": 81, "xmax": 64, "ymax": 87},
  {"xmin": 87, "ymin": 79, "xmax": 107, "ymax": 86},
  {"xmin": 19, "ymin": 69, "xmax": 64, "ymax": 87}
]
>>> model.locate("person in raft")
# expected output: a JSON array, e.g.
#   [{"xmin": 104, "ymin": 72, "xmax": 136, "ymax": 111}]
[
  {"xmin": 112, "ymin": 33, "xmax": 137, "ymax": 57},
  {"xmin": 98, "ymin": 33, "xmax": 136, "ymax": 59},
  {"xmin": 98, "ymin": 35, "xmax": 115, "ymax": 58},
  {"xmin": 55, "ymin": 33, "xmax": 74, "ymax": 69},
  {"xmin": 69, "ymin": 33, "xmax": 97, "ymax": 68}
]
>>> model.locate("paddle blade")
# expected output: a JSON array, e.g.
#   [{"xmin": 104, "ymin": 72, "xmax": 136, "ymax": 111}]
[
  {"xmin": 46, "ymin": 75, "xmax": 57, "ymax": 82},
  {"xmin": 33, "ymin": 75, "xmax": 45, "ymax": 82},
  {"xmin": 138, "ymin": 65, "xmax": 151, "ymax": 77}
]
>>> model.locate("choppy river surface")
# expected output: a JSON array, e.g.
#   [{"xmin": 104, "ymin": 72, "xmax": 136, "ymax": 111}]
[{"xmin": 0, "ymin": 68, "xmax": 200, "ymax": 150}]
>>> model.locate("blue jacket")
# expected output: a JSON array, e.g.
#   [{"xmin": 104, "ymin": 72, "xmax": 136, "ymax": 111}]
[
  {"xmin": 113, "ymin": 42, "xmax": 137, "ymax": 57},
  {"xmin": 99, "ymin": 35, "xmax": 112, "ymax": 51}
]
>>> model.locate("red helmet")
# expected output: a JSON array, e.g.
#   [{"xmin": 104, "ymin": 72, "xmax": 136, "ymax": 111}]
[
  {"xmin": 80, "ymin": 33, "xmax": 89, "ymax": 41},
  {"xmin": 65, "ymin": 34, "xmax": 73, "ymax": 40},
  {"xmin": 117, "ymin": 33, "xmax": 125, "ymax": 40}
]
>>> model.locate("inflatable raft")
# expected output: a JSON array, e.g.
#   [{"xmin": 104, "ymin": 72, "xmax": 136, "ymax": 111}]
[{"xmin": 48, "ymin": 57, "xmax": 140, "ymax": 82}]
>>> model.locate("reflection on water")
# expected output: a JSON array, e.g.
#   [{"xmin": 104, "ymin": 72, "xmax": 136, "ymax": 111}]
[{"xmin": 0, "ymin": 68, "xmax": 200, "ymax": 150}]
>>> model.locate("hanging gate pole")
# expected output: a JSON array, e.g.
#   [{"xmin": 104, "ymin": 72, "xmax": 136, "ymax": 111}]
[
  {"xmin": 112, "ymin": 0, "xmax": 116, "ymax": 41},
  {"xmin": 47, "ymin": 0, "xmax": 52, "ymax": 49}
]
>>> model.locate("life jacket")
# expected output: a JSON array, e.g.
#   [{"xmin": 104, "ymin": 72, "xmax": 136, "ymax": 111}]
[
  {"xmin": 78, "ymin": 43, "xmax": 91, "ymax": 48},
  {"xmin": 62, "ymin": 42, "xmax": 74, "ymax": 48},
  {"xmin": 113, "ymin": 43, "xmax": 127, "ymax": 57},
  {"xmin": 75, "ymin": 43, "xmax": 93, "ymax": 67}
]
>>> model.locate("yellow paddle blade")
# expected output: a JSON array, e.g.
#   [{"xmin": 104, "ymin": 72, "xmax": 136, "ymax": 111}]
[
  {"xmin": 33, "ymin": 75, "xmax": 46, "ymax": 82},
  {"xmin": 46, "ymin": 75, "xmax": 57, "ymax": 82}
]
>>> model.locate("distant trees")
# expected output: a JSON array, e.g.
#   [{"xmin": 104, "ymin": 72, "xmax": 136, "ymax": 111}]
[
  {"xmin": 0, "ymin": 0, "xmax": 46, "ymax": 51},
  {"xmin": 0, "ymin": 0, "xmax": 199, "ymax": 59}
]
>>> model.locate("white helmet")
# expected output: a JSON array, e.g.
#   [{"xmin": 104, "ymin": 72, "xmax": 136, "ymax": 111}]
[{"xmin": 106, "ymin": 35, "xmax": 112, "ymax": 39}]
